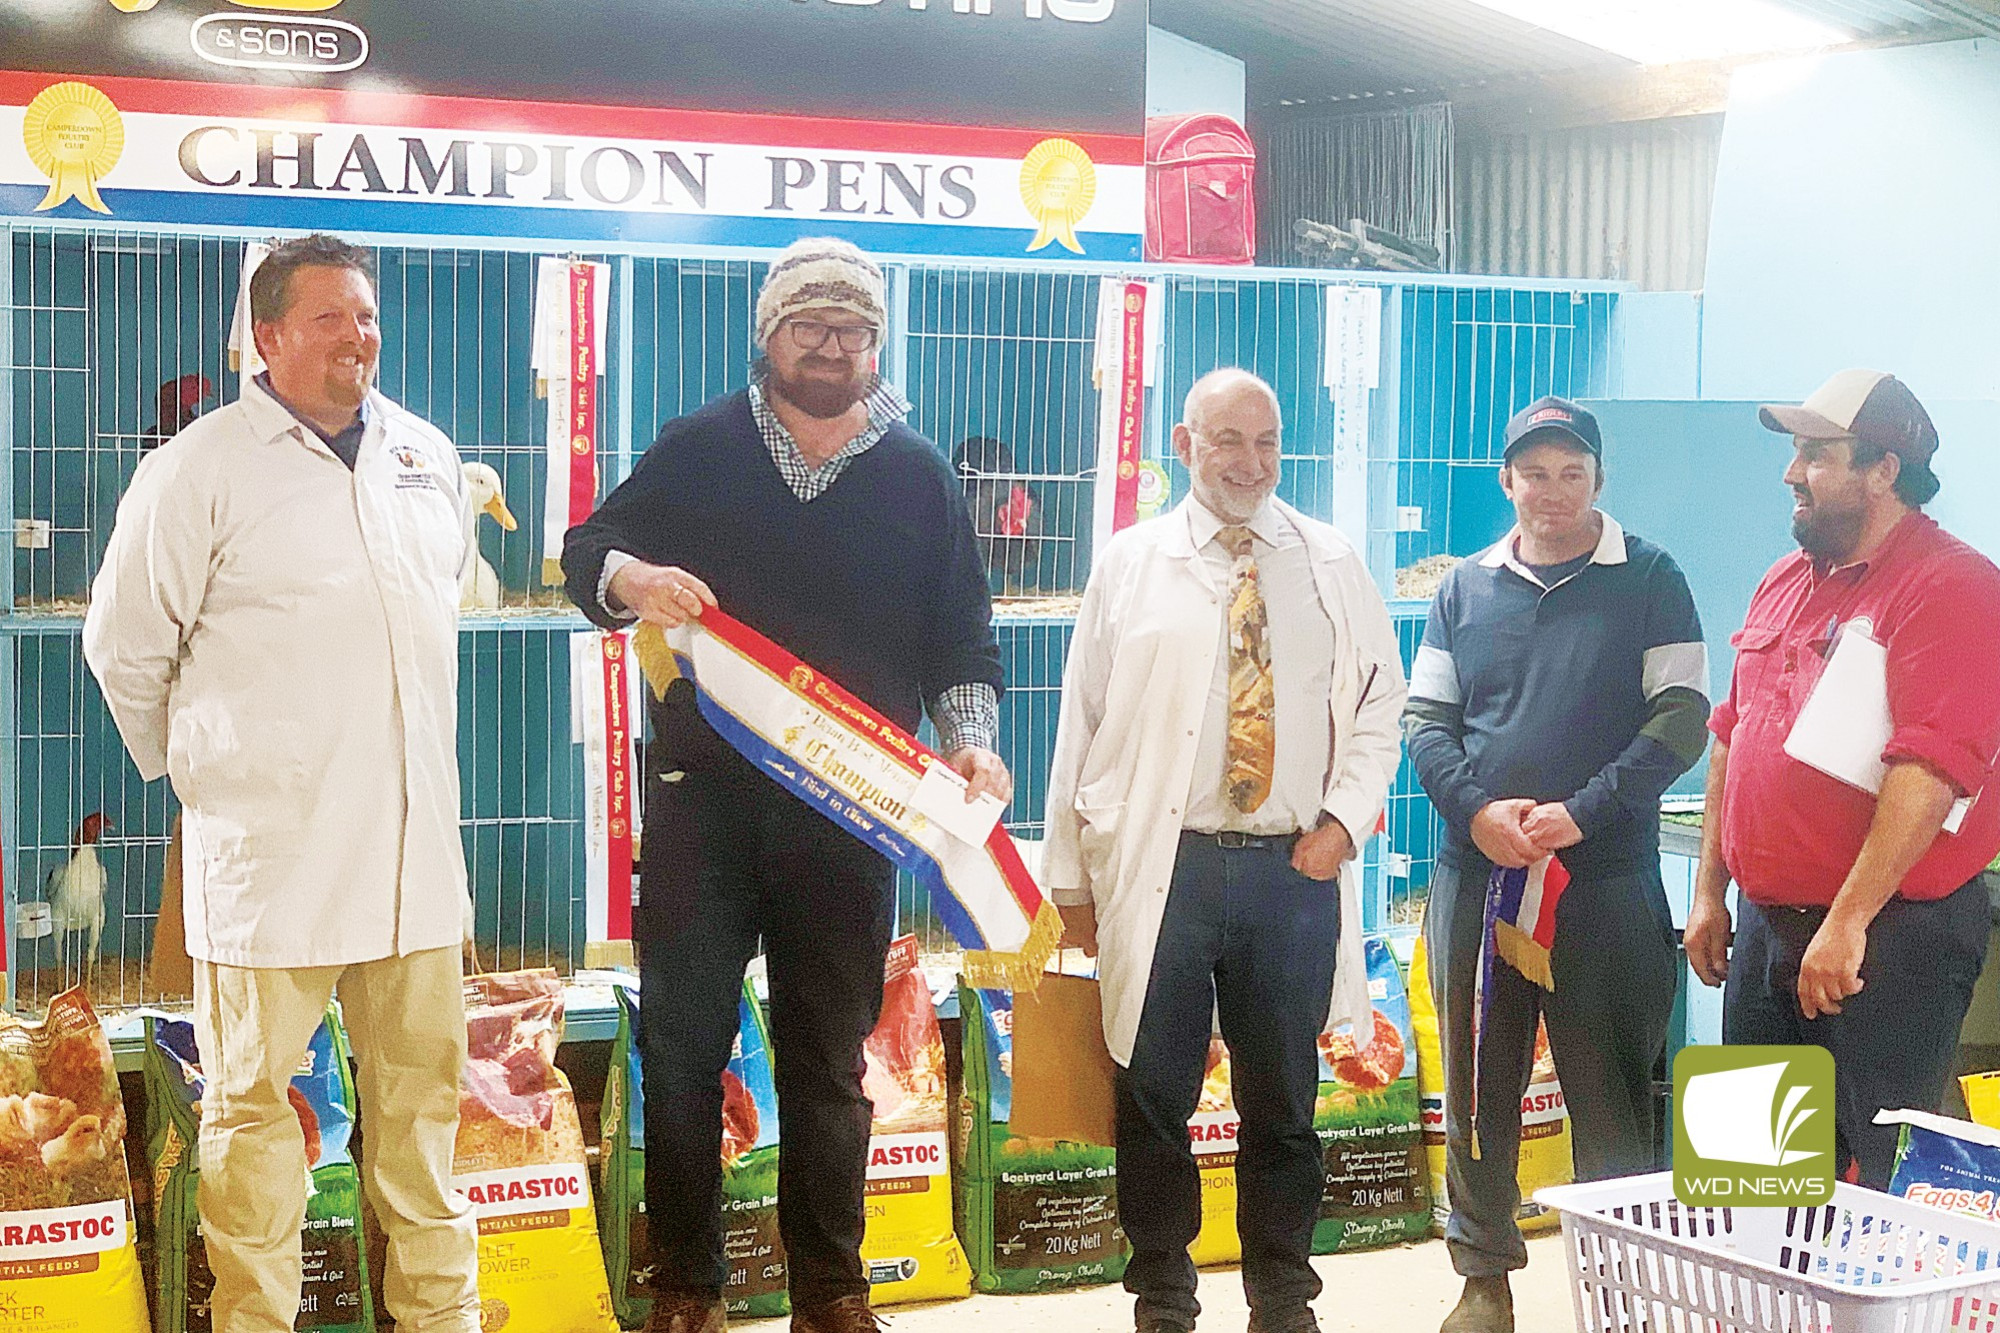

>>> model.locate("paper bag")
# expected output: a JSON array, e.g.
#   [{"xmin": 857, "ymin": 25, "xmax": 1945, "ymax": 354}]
[
  {"xmin": 150, "ymin": 812, "xmax": 194, "ymax": 995},
  {"xmin": 1008, "ymin": 970, "xmax": 1117, "ymax": 1146}
]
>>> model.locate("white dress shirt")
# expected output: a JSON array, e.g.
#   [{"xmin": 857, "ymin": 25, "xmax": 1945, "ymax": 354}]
[
  {"xmin": 1039, "ymin": 497, "xmax": 1408, "ymax": 1065},
  {"xmin": 1185, "ymin": 498, "xmax": 1338, "ymax": 836},
  {"xmin": 85, "ymin": 378, "xmax": 473, "ymax": 969}
]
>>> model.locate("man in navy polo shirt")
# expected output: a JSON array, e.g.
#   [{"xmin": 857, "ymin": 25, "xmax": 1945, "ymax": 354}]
[{"xmin": 1405, "ymin": 397, "xmax": 1709, "ymax": 1333}]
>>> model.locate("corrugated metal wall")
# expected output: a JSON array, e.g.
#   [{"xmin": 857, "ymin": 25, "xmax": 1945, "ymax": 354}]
[
  {"xmin": 1453, "ymin": 114, "xmax": 1724, "ymax": 291},
  {"xmin": 1256, "ymin": 103, "xmax": 1456, "ymax": 269}
]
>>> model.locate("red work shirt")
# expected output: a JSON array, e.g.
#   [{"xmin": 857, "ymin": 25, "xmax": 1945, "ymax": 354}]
[{"xmin": 1711, "ymin": 512, "xmax": 2000, "ymax": 906}]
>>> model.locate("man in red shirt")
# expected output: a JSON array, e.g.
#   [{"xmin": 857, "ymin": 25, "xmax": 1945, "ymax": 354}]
[{"xmin": 1686, "ymin": 370, "xmax": 2000, "ymax": 1187}]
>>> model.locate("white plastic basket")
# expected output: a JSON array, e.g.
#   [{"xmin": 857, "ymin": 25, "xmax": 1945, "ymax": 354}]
[{"xmin": 1535, "ymin": 1172, "xmax": 2000, "ymax": 1332}]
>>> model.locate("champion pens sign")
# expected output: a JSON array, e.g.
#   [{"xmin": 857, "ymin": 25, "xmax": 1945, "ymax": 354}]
[{"xmin": 0, "ymin": 72, "xmax": 1143, "ymax": 258}]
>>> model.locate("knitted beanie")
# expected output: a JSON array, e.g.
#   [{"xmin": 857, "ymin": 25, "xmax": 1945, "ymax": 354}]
[{"xmin": 754, "ymin": 237, "xmax": 887, "ymax": 348}]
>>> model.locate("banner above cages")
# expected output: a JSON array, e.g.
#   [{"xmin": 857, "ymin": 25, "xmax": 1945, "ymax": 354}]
[
  {"xmin": 0, "ymin": 0, "xmax": 1145, "ymax": 138},
  {"xmin": 0, "ymin": 72, "xmax": 1145, "ymax": 259}
]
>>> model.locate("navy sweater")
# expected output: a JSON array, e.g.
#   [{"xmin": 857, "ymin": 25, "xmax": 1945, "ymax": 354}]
[{"xmin": 562, "ymin": 390, "xmax": 1003, "ymax": 765}]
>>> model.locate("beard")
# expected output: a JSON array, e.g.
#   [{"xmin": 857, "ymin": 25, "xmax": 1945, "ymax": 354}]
[
  {"xmin": 769, "ymin": 357, "xmax": 873, "ymax": 419},
  {"xmin": 1792, "ymin": 491, "xmax": 1866, "ymax": 562}
]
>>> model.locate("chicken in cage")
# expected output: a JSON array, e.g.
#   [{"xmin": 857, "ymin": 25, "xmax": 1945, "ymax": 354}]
[
  {"xmin": 953, "ymin": 435, "xmax": 1044, "ymax": 597},
  {"xmin": 140, "ymin": 374, "xmax": 214, "ymax": 451}
]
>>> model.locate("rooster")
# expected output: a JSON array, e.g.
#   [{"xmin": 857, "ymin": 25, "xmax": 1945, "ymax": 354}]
[
  {"xmin": 46, "ymin": 813, "xmax": 111, "ymax": 974},
  {"xmin": 141, "ymin": 374, "xmax": 214, "ymax": 452},
  {"xmin": 460, "ymin": 461, "xmax": 518, "ymax": 610}
]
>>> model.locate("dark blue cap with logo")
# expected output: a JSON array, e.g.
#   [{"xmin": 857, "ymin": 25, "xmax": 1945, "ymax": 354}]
[{"xmin": 1503, "ymin": 395, "xmax": 1602, "ymax": 461}]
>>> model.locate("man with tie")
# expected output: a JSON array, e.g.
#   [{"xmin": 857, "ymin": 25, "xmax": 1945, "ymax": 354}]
[{"xmin": 1044, "ymin": 368, "xmax": 1407, "ymax": 1333}]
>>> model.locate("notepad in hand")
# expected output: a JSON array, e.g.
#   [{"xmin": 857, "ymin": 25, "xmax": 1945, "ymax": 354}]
[{"xmin": 1782, "ymin": 621, "xmax": 1970, "ymax": 834}]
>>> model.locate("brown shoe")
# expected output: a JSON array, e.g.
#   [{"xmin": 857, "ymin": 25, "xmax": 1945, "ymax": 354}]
[
  {"xmin": 1440, "ymin": 1275, "xmax": 1513, "ymax": 1333},
  {"xmin": 791, "ymin": 1293, "xmax": 885, "ymax": 1333},
  {"xmin": 645, "ymin": 1288, "xmax": 727, "ymax": 1333}
]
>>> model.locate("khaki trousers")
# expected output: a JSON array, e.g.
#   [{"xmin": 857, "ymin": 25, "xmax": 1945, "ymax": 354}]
[{"xmin": 193, "ymin": 947, "xmax": 479, "ymax": 1333}]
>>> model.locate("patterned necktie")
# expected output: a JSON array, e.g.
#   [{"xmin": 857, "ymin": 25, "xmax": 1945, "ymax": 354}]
[{"xmin": 1221, "ymin": 525, "xmax": 1276, "ymax": 814}]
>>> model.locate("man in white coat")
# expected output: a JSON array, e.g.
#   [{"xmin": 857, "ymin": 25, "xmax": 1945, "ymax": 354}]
[
  {"xmin": 1044, "ymin": 368, "xmax": 1406, "ymax": 1333},
  {"xmin": 85, "ymin": 234, "xmax": 481, "ymax": 1333}
]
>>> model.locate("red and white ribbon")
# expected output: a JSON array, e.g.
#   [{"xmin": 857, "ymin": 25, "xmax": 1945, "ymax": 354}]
[
  {"xmin": 1092, "ymin": 276, "xmax": 1162, "ymax": 555},
  {"xmin": 535, "ymin": 257, "xmax": 611, "ymax": 586},
  {"xmin": 573, "ymin": 628, "xmax": 645, "ymax": 953}
]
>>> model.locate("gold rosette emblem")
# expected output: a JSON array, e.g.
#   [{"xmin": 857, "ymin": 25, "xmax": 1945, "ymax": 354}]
[
  {"xmin": 23, "ymin": 82, "xmax": 125, "ymax": 215},
  {"xmin": 1019, "ymin": 138, "xmax": 1097, "ymax": 255},
  {"xmin": 571, "ymin": 432, "xmax": 592, "ymax": 456}
]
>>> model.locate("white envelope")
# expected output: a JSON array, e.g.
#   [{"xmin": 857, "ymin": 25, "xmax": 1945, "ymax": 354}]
[
  {"xmin": 911, "ymin": 759, "xmax": 1007, "ymax": 847},
  {"xmin": 1783, "ymin": 622, "xmax": 1970, "ymax": 834}
]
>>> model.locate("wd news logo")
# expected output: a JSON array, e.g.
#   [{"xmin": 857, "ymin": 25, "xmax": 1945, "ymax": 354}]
[{"xmin": 1673, "ymin": 1045, "xmax": 1835, "ymax": 1207}]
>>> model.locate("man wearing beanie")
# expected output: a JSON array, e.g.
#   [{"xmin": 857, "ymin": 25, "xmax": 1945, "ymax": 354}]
[
  {"xmin": 1687, "ymin": 371, "xmax": 2000, "ymax": 1189},
  {"xmin": 563, "ymin": 237, "xmax": 1006, "ymax": 1333}
]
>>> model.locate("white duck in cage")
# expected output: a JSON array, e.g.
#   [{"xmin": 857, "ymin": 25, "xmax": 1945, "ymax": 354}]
[
  {"xmin": 47, "ymin": 812, "xmax": 111, "ymax": 972},
  {"xmin": 460, "ymin": 461, "xmax": 519, "ymax": 610}
]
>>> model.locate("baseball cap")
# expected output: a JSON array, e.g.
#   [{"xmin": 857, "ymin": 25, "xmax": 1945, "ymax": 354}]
[
  {"xmin": 1502, "ymin": 395, "xmax": 1602, "ymax": 461},
  {"xmin": 1758, "ymin": 370, "xmax": 1937, "ymax": 466}
]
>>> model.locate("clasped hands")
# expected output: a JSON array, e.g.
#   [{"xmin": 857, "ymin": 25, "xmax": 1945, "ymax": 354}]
[{"xmin": 1470, "ymin": 797, "xmax": 1581, "ymax": 869}]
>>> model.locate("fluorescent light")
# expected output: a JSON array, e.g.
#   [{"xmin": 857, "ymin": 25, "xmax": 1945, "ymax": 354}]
[{"xmin": 1464, "ymin": 0, "xmax": 1853, "ymax": 65}]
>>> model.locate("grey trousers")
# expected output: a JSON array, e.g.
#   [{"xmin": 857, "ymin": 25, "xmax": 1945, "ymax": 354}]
[{"xmin": 1424, "ymin": 848, "xmax": 1678, "ymax": 1277}]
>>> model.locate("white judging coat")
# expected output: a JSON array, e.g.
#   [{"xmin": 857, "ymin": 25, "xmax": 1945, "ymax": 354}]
[
  {"xmin": 84, "ymin": 378, "xmax": 474, "ymax": 969},
  {"xmin": 1042, "ymin": 498, "xmax": 1408, "ymax": 1067}
]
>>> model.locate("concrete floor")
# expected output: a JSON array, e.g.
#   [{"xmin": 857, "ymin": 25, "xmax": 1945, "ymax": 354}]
[{"xmin": 850, "ymin": 1233, "xmax": 1576, "ymax": 1332}]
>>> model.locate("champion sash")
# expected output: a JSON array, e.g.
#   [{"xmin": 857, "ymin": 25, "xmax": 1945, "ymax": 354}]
[
  {"xmin": 630, "ymin": 611, "xmax": 1059, "ymax": 992},
  {"xmin": 1470, "ymin": 854, "xmax": 1569, "ymax": 1158}
]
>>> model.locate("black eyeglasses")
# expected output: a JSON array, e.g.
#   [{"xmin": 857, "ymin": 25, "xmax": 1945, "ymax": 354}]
[{"xmin": 786, "ymin": 319, "xmax": 878, "ymax": 354}]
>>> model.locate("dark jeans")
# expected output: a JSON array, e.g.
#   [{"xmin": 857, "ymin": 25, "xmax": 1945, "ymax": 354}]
[
  {"xmin": 1117, "ymin": 834, "xmax": 1342, "ymax": 1329},
  {"xmin": 1723, "ymin": 880, "xmax": 1988, "ymax": 1188},
  {"xmin": 1425, "ymin": 849, "xmax": 1677, "ymax": 1278},
  {"xmin": 637, "ymin": 746, "xmax": 896, "ymax": 1308}
]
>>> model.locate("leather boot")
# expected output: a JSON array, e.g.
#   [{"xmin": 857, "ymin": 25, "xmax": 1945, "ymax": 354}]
[
  {"xmin": 645, "ymin": 1289, "xmax": 727, "ymax": 1333},
  {"xmin": 791, "ymin": 1293, "xmax": 885, "ymax": 1333},
  {"xmin": 1440, "ymin": 1275, "xmax": 1513, "ymax": 1333}
]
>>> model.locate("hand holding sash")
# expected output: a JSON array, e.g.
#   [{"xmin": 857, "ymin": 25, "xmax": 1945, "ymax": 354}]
[
  {"xmin": 608, "ymin": 561, "xmax": 717, "ymax": 628},
  {"xmin": 628, "ymin": 611, "xmax": 1061, "ymax": 992}
]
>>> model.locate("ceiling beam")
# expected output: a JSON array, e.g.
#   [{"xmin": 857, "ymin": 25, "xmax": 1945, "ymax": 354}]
[{"xmin": 1904, "ymin": 0, "xmax": 2000, "ymax": 38}]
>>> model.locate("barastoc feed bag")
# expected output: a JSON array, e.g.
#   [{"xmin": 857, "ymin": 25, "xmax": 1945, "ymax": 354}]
[
  {"xmin": 599, "ymin": 981, "xmax": 788, "ymax": 1325},
  {"xmin": 454, "ymin": 970, "xmax": 616, "ymax": 1333},
  {"xmin": 1311, "ymin": 936, "xmax": 1430, "ymax": 1253},
  {"xmin": 718, "ymin": 982, "xmax": 787, "ymax": 1320},
  {"xmin": 1510, "ymin": 1020, "xmax": 1573, "ymax": 1235},
  {"xmin": 0, "ymin": 987, "xmax": 149, "ymax": 1333},
  {"xmin": 1186, "ymin": 1039, "xmax": 1242, "ymax": 1267},
  {"xmin": 147, "ymin": 1011, "xmax": 374, "ymax": 1332},
  {"xmin": 1408, "ymin": 935, "xmax": 1572, "ymax": 1237},
  {"xmin": 1883, "ymin": 1109, "xmax": 2000, "ymax": 1222},
  {"xmin": 859, "ymin": 937, "xmax": 969, "ymax": 1305},
  {"xmin": 599, "ymin": 986, "xmax": 649, "ymax": 1330},
  {"xmin": 955, "ymin": 985, "xmax": 1127, "ymax": 1293}
]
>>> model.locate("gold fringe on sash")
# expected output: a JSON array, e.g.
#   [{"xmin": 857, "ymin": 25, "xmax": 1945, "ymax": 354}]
[
  {"xmin": 960, "ymin": 900, "xmax": 1065, "ymax": 997},
  {"xmin": 1492, "ymin": 918, "xmax": 1556, "ymax": 993},
  {"xmin": 630, "ymin": 622, "xmax": 683, "ymax": 700}
]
